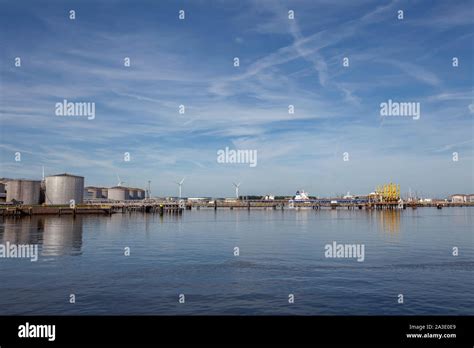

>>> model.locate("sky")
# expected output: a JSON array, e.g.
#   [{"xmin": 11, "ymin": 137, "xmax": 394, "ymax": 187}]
[{"xmin": 0, "ymin": 0, "xmax": 473, "ymax": 198}]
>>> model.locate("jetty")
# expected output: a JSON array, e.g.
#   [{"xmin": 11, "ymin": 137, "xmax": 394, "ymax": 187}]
[
  {"xmin": 0, "ymin": 200, "xmax": 184, "ymax": 217},
  {"xmin": 0, "ymin": 199, "xmax": 471, "ymax": 217}
]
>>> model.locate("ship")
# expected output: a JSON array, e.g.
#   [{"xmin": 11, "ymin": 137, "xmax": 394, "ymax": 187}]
[{"xmin": 289, "ymin": 190, "xmax": 312, "ymax": 203}]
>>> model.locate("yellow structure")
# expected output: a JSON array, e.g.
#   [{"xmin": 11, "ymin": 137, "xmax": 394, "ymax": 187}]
[{"xmin": 375, "ymin": 183, "xmax": 400, "ymax": 202}]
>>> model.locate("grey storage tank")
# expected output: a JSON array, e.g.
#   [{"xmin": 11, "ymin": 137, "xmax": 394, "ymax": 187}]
[
  {"xmin": 136, "ymin": 189, "xmax": 145, "ymax": 200},
  {"xmin": 128, "ymin": 188, "xmax": 138, "ymax": 200},
  {"xmin": 45, "ymin": 173, "xmax": 84, "ymax": 205},
  {"xmin": 0, "ymin": 182, "xmax": 5, "ymax": 202},
  {"xmin": 107, "ymin": 187, "xmax": 129, "ymax": 201},
  {"xmin": 6, "ymin": 180, "xmax": 41, "ymax": 204},
  {"xmin": 85, "ymin": 186, "xmax": 102, "ymax": 199}
]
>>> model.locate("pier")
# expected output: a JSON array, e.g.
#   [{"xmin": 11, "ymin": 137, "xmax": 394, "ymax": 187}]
[
  {"xmin": 185, "ymin": 200, "xmax": 472, "ymax": 210},
  {"xmin": 0, "ymin": 200, "xmax": 184, "ymax": 217},
  {"xmin": 0, "ymin": 199, "xmax": 471, "ymax": 217}
]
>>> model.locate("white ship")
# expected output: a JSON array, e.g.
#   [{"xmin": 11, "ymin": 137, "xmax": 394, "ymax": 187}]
[{"xmin": 290, "ymin": 190, "xmax": 311, "ymax": 203}]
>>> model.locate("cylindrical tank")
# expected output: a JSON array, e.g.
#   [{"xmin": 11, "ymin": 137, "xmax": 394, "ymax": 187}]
[
  {"xmin": 40, "ymin": 180, "xmax": 46, "ymax": 204},
  {"xmin": 137, "ymin": 189, "xmax": 145, "ymax": 200},
  {"xmin": 6, "ymin": 180, "xmax": 41, "ymax": 204},
  {"xmin": 85, "ymin": 187, "xmax": 102, "ymax": 199},
  {"xmin": 0, "ymin": 183, "xmax": 5, "ymax": 202},
  {"xmin": 45, "ymin": 174, "xmax": 84, "ymax": 205},
  {"xmin": 128, "ymin": 188, "xmax": 138, "ymax": 200},
  {"xmin": 94, "ymin": 187, "xmax": 103, "ymax": 198},
  {"xmin": 107, "ymin": 187, "xmax": 129, "ymax": 201}
]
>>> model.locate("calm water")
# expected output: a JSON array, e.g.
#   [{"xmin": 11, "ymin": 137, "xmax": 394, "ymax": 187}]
[{"xmin": 0, "ymin": 208, "xmax": 472, "ymax": 315}]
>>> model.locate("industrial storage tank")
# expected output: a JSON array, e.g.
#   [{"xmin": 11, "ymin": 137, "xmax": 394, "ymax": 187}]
[
  {"xmin": 45, "ymin": 173, "xmax": 84, "ymax": 205},
  {"xmin": 6, "ymin": 180, "xmax": 41, "ymax": 204},
  {"xmin": 107, "ymin": 187, "xmax": 129, "ymax": 201},
  {"xmin": 128, "ymin": 188, "xmax": 138, "ymax": 200},
  {"xmin": 85, "ymin": 186, "xmax": 102, "ymax": 199},
  {"xmin": 40, "ymin": 180, "xmax": 46, "ymax": 204},
  {"xmin": 136, "ymin": 189, "xmax": 145, "ymax": 200},
  {"xmin": 0, "ymin": 182, "xmax": 5, "ymax": 202}
]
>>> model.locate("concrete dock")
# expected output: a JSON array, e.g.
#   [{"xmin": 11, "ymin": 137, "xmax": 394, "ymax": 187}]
[
  {"xmin": 0, "ymin": 201, "xmax": 184, "ymax": 216},
  {"xmin": 0, "ymin": 199, "xmax": 471, "ymax": 217}
]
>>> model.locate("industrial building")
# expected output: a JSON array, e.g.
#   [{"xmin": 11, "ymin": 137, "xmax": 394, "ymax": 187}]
[
  {"xmin": 6, "ymin": 179, "xmax": 42, "ymax": 205},
  {"xmin": 45, "ymin": 173, "xmax": 84, "ymax": 205},
  {"xmin": 450, "ymin": 194, "xmax": 467, "ymax": 203}
]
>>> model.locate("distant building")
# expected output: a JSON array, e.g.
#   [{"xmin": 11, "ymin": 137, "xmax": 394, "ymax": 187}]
[
  {"xmin": 343, "ymin": 192, "xmax": 354, "ymax": 199},
  {"xmin": 85, "ymin": 186, "xmax": 103, "ymax": 199},
  {"xmin": 0, "ymin": 182, "xmax": 5, "ymax": 202},
  {"xmin": 136, "ymin": 189, "xmax": 145, "ymax": 200},
  {"xmin": 468, "ymin": 194, "xmax": 474, "ymax": 203},
  {"xmin": 128, "ymin": 188, "xmax": 138, "ymax": 200},
  {"xmin": 187, "ymin": 197, "xmax": 210, "ymax": 202},
  {"xmin": 368, "ymin": 192, "xmax": 381, "ymax": 203},
  {"xmin": 450, "ymin": 194, "xmax": 467, "ymax": 203}
]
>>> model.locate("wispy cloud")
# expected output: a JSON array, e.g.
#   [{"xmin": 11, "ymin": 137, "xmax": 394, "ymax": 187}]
[{"xmin": 0, "ymin": 0, "xmax": 472, "ymax": 196}]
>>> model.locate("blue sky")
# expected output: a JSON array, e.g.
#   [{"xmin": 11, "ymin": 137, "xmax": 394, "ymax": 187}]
[{"xmin": 0, "ymin": 0, "xmax": 473, "ymax": 198}]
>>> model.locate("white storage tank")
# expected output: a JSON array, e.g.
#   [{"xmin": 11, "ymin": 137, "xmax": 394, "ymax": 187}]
[
  {"xmin": 6, "ymin": 180, "xmax": 41, "ymax": 204},
  {"xmin": 107, "ymin": 187, "xmax": 129, "ymax": 201},
  {"xmin": 45, "ymin": 173, "xmax": 84, "ymax": 205}
]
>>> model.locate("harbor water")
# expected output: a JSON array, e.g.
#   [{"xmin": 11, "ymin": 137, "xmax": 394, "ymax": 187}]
[{"xmin": 0, "ymin": 208, "xmax": 472, "ymax": 315}]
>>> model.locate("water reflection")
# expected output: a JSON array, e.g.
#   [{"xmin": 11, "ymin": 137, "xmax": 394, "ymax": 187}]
[
  {"xmin": 0, "ymin": 216, "xmax": 44, "ymax": 245},
  {"xmin": 377, "ymin": 210, "xmax": 401, "ymax": 235},
  {"xmin": 0, "ymin": 215, "xmax": 83, "ymax": 257},
  {"xmin": 42, "ymin": 216, "xmax": 83, "ymax": 256}
]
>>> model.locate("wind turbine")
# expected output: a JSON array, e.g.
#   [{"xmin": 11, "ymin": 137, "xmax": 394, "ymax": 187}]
[
  {"xmin": 233, "ymin": 182, "xmax": 241, "ymax": 199},
  {"xmin": 175, "ymin": 178, "xmax": 185, "ymax": 198},
  {"xmin": 116, "ymin": 174, "xmax": 125, "ymax": 187}
]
